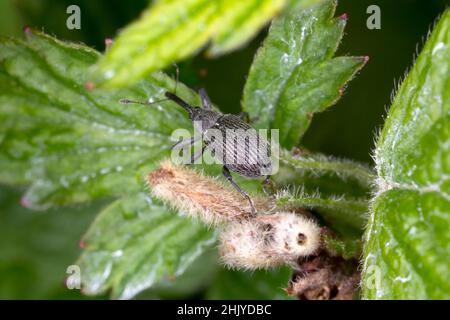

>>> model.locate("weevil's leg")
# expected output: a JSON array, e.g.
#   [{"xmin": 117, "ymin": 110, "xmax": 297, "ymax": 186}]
[
  {"xmin": 222, "ymin": 166, "xmax": 257, "ymax": 216},
  {"xmin": 171, "ymin": 136, "xmax": 199, "ymax": 151},
  {"xmin": 199, "ymin": 88, "xmax": 212, "ymax": 110},
  {"xmin": 262, "ymin": 175, "xmax": 275, "ymax": 196},
  {"xmin": 188, "ymin": 145, "xmax": 206, "ymax": 165}
]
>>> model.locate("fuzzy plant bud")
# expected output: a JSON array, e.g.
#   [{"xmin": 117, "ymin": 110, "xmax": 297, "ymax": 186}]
[
  {"xmin": 219, "ymin": 212, "xmax": 321, "ymax": 270},
  {"xmin": 259, "ymin": 212, "xmax": 321, "ymax": 262},
  {"xmin": 147, "ymin": 161, "xmax": 321, "ymax": 270},
  {"xmin": 218, "ymin": 219, "xmax": 284, "ymax": 270},
  {"xmin": 147, "ymin": 160, "xmax": 270, "ymax": 225}
]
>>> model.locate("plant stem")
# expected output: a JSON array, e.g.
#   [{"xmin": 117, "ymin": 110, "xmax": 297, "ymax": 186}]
[
  {"xmin": 276, "ymin": 192, "xmax": 368, "ymax": 217},
  {"xmin": 279, "ymin": 149, "xmax": 375, "ymax": 190}
]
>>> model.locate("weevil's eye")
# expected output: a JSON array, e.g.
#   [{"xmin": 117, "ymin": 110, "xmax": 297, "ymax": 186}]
[{"xmin": 189, "ymin": 107, "xmax": 201, "ymax": 119}]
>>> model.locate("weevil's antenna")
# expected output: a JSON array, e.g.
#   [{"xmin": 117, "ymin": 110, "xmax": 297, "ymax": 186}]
[
  {"xmin": 164, "ymin": 92, "xmax": 193, "ymax": 114},
  {"xmin": 120, "ymin": 63, "xmax": 192, "ymax": 114},
  {"xmin": 119, "ymin": 65, "xmax": 175, "ymax": 106},
  {"xmin": 119, "ymin": 98, "xmax": 169, "ymax": 105},
  {"xmin": 120, "ymin": 93, "xmax": 193, "ymax": 115}
]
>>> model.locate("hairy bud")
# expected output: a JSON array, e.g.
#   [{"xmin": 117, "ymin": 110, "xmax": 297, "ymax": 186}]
[
  {"xmin": 148, "ymin": 161, "xmax": 321, "ymax": 270},
  {"xmin": 260, "ymin": 212, "xmax": 321, "ymax": 261},
  {"xmin": 218, "ymin": 219, "xmax": 284, "ymax": 269},
  {"xmin": 219, "ymin": 212, "xmax": 321, "ymax": 269},
  {"xmin": 147, "ymin": 160, "xmax": 270, "ymax": 225}
]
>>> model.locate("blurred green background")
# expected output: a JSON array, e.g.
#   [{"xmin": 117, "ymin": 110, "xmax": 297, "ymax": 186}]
[{"xmin": 0, "ymin": 0, "xmax": 447, "ymax": 299}]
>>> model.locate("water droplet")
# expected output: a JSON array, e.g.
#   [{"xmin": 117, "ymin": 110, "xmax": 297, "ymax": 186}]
[
  {"xmin": 112, "ymin": 250, "xmax": 123, "ymax": 258},
  {"xmin": 60, "ymin": 176, "xmax": 69, "ymax": 188},
  {"xmin": 432, "ymin": 42, "xmax": 445, "ymax": 55},
  {"xmin": 281, "ymin": 53, "xmax": 289, "ymax": 64},
  {"xmin": 394, "ymin": 273, "xmax": 412, "ymax": 283},
  {"xmin": 408, "ymin": 226, "xmax": 417, "ymax": 236},
  {"xmin": 104, "ymin": 70, "xmax": 115, "ymax": 79},
  {"xmin": 100, "ymin": 168, "xmax": 110, "ymax": 175}
]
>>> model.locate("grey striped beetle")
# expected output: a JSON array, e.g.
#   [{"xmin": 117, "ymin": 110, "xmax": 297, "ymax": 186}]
[{"xmin": 121, "ymin": 84, "xmax": 273, "ymax": 215}]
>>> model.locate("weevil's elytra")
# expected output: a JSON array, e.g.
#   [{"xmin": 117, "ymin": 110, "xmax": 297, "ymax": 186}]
[
  {"xmin": 121, "ymin": 87, "xmax": 273, "ymax": 215},
  {"xmin": 204, "ymin": 114, "xmax": 272, "ymax": 178}
]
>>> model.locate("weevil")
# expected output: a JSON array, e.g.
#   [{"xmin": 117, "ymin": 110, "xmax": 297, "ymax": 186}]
[{"xmin": 121, "ymin": 86, "xmax": 272, "ymax": 215}]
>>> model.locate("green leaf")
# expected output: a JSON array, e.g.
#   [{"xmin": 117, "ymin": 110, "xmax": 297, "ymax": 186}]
[
  {"xmin": 0, "ymin": 185, "xmax": 104, "ymax": 299},
  {"xmin": 90, "ymin": 0, "xmax": 290, "ymax": 87},
  {"xmin": 0, "ymin": 30, "xmax": 199, "ymax": 209},
  {"xmin": 243, "ymin": 0, "xmax": 366, "ymax": 148},
  {"xmin": 136, "ymin": 251, "xmax": 219, "ymax": 299},
  {"xmin": 78, "ymin": 193, "xmax": 216, "ymax": 299},
  {"xmin": 362, "ymin": 9, "xmax": 450, "ymax": 299},
  {"xmin": 206, "ymin": 267, "xmax": 292, "ymax": 300},
  {"xmin": 0, "ymin": 31, "xmax": 219, "ymax": 299}
]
